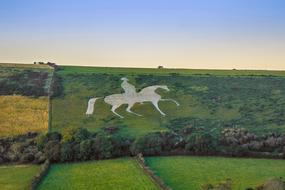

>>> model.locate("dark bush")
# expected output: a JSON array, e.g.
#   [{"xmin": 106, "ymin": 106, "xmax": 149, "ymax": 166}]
[
  {"xmin": 0, "ymin": 70, "xmax": 49, "ymax": 97},
  {"xmin": 132, "ymin": 132, "xmax": 163, "ymax": 155},
  {"xmin": 43, "ymin": 141, "xmax": 61, "ymax": 162},
  {"xmin": 79, "ymin": 139, "xmax": 93, "ymax": 160},
  {"xmin": 73, "ymin": 128, "xmax": 92, "ymax": 142},
  {"xmin": 92, "ymin": 133, "xmax": 113, "ymax": 159},
  {"xmin": 20, "ymin": 153, "xmax": 35, "ymax": 163},
  {"xmin": 60, "ymin": 142, "xmax": 74, "ymax": 162},
  {"xmin": 185, "ymin": 131, "xmax": 219, "ymax": 153},
  {"xmin": 46, "ymin": 132, "xmax": 62, "ymax": 142},
  {"xmin": 50, "ymin": 74, "xmax": 63, "ymax": 98}
]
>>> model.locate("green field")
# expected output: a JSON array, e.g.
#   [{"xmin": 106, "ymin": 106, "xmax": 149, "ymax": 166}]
[
  {"xmin": 0, "ymin": 165, "xmax": 40, "ymax": 190},
  {"xmin": 37, "ymin": 158, "xmax": 159, "ymax": 190},
  {"xmin": 52, "ymin": 66, "xmax": 285, "ymax": 137},
  {"xmin": 59, "ymin": 65, "xmax": 285, "ymax": 77},
  {"xmin": 146, "ymin": 156, "xmax": 285, "ymax": 190}
]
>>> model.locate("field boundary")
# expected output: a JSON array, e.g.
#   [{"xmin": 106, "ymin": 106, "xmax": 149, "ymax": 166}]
[
  {"xmin": 47, "ymin": 69, "xmax": 56, "ymax": 133},
  {"xmin": 136, "ymin": 154, "xmax": 171, "ymax": 190},
  {"xmin": 30, "ymin": 160, "xmax": 50, "ymax": 190}
]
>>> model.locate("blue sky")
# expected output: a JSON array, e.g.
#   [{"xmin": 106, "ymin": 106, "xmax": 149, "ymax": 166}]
[{"xmin": 1, "ymin": 0, "xmax": 285, "ymax": 69}]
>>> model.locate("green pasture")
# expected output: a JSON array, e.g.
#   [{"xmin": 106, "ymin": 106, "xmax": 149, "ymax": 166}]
[
  {"xmin": 37, "ymin": 158, "xmax": 159, "ymax": 190},
  {"xmin": 146, "ymin": 156, "xmax": 285, "ymax": 190},
  {"xmin": 0, "ymin": 164, "xmax": 40, "ymax": 190},
  {"xmin": 51, "ymin": 66, "xmax": 285, "ymax": 137},
  {"xmin": 59, "ymin": 65, "xmax": 285, "ymax": 77}
]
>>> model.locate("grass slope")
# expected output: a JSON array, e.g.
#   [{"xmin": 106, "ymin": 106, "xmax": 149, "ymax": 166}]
[
  {"xmin": 52, "ymin": 66, "xmax": 285, "ymax": 137},
  {"xmin": 0, "ymin": 165, "xmax": 40, "ymax": 190},
  {"xmin": 146, "ymin": 156, "xmax": 285, "ymax": 190},
  {"xmin": 59, "ymin": 66, "xmax": 285, "ymax": 77},
  {"xmin": 37, "ymin": 158, "xmax": 159, "ymax": 190},
  {"xmin": 0, "ymin": 96, "xmax": 48, "ymax": 137}
]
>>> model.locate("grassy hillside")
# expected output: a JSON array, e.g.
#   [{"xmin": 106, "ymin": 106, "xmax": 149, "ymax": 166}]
[
  {"xmin": 0, "ymin": 63, "xmax": 53, "ymax": 137},
  {"xmin": 59, "ymin": 66, "xmax": 285, "ymax": 77},
  {"xmin": 146, "ymin": 156, "xmax": 285, "ymax": 190},
  {"xmin": 0, "ymin": 164, "xmax": 40, "ymax": 190},
  {"xmin": 52, "ymin": 66, "xmax": 285, "ymax": 137},
  {"xmin": 37, "ymin": 158, "xmax": 159, "ymax": 190}
]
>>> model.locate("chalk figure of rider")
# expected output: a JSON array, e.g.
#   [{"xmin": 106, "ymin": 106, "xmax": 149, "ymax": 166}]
[{"xmin": 121, "ymin": 77, "xmax": 136, "ymax": 96}]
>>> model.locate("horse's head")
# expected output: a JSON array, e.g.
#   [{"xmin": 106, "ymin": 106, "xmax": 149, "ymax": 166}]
[
  {"xmin": 158, "ymin": 85, "xmax": 170, "ymax": 92},
  {"xmin": 121, "ymin": 77, "xmax": 128, "ymax": 81}
]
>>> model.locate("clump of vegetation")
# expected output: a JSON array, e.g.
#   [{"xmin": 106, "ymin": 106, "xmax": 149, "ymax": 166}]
[
  {"xmin": 60, "ymin": 128, "xmax": 133, "ymax": 162},
  {"xmin": 202, "ymin": 179, "xmax": 232, "ymax": 190},
  {"xmin": 255, "ymin": 178, "xmax": 285, "ymax": 190},
  {"xmin": 1, "ymin": 125, "xmax": 284, "ymax": 165},
  {"xmin": 131, "ymin": 131, "xmax": 186, "ymax": 156},
  {"xmin": 50, "ymin": 73, "xmax": 63, "ymax": 98},
  {"xmin": 0, "ymin": 70, "xmax": 51, "ymax": 97},
  {"xmin": 185, "ymin": 130, "xmax": 219, "ymax": 154}
]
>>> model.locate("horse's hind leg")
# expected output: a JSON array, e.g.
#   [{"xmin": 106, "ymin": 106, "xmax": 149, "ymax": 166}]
[
  {"xmin": 111, "ymin": 104, "xmax": 124, "ymax": 118},
  {"xmin": 126, "ymin": 103, "xmax": 142, "ymax": 116},
  {"xmin": 152, "ymin": 101, "xmax": 166, "ymax": 116},
  {"xmin": 160, "ymin": 98, "xmax": 180, "ymax": 106}
]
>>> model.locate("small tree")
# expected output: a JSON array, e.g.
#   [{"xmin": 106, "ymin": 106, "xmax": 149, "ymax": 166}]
[{"xmin": 185, "ymin": 131, "xmax": 219, "ymax": 153}]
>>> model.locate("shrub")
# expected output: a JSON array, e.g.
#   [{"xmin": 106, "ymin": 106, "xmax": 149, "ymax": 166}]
[
  {"xmin": 79, "ymin": 139, "xmax": 93, "ymax": 160},
  {"xmin": 73, "ymin": 128, "xmax": 92, "ymax": 142},
  {"xmin": 36, "ymin": 133, "xmax": 48, "ymax": 150},
  {"xmin": 60, "ymin": 142, "xmax": 74, "ymax": 162},
  {"xmin": 185, "ymin": 131, "xmax": 219, "ymax": 153},
  {"xmin": 255, "ymin": 177, "xmax": 285, "ymax": 190},
  {"xmin": 201, "ymin": 179, "xmax": 232, "ymax": 190},
  {"xmin": 43, "ymin": 141, "xmax": 61, "ymax": 162},
  {"xmin": 50, "ymin": 74, "xmax": 63, "ymax": 98},
  {"xmin": 109, "ymin": 134, "xmax": 133, "ymax": 157},
  {"xmin": 92, "ymin": 133, "xmax": 113, "ymax": 159},
  {"xmin": 132, "ymin": 132, "xmax": 163, "ymax": 155},
  {"xmin": 0, "ymin": 70, "xmax": 49, "ymax": 97}
]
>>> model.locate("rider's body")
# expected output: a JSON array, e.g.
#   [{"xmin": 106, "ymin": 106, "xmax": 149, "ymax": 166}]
[{"xmin": 121, "ymin": 77, "xmax": 136, "ymax": 96}]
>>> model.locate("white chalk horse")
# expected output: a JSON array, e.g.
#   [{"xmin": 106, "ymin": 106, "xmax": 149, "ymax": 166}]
[{"xmin": 86, "ymin": 85, "xmax": 179, "ymax": 118}]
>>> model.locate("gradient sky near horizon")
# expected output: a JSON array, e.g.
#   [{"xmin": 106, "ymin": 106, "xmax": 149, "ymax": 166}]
[{"xmin": 1, "ymin": 0, "xmax": 285, "ymax": 70}]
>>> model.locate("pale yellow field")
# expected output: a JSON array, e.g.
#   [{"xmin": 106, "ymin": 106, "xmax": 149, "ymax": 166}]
[{"xmin": 0, "ymin": 95, "xmax": 48, "ymax": 137}]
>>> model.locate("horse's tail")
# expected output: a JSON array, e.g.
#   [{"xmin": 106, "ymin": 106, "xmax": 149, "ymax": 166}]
[{"xmin": 86, "ymin": 97, "xmax": 102, "ymax": 115}]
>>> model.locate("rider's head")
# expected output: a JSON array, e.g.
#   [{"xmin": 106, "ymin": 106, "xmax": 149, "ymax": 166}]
[{"xmin": 121, "ymin": 77, "xmax": 128, "ymax": 81}]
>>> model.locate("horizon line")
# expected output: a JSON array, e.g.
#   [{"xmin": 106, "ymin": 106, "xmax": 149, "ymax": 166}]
[{"xmin": 1, "ymin": 62, "xmax": 285, "ymax": 72}]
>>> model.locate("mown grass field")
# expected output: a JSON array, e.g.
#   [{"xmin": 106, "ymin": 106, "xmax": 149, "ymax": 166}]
[
  {"xmin": 0, "ymin": 164, "xmax": 40, "ymax": 190},
  {"xmin": 146, "ymin": 156, "xmax": 285, "ymax": 190},
  {"xmin": 52, "ymin": 66, "xmax": 285, "ymax": 137},
  {"xmin": 0, "ymin": 95, "xmax": 48, "ymax": 137},
  {"xmin": 37, "ymin": 158, "xmax": 159, "ymax": 190}
]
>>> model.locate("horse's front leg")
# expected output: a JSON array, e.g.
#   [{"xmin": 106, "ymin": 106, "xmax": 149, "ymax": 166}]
[
  {"xmin": 126, "ymin": 103, "xmax": 142, "ymax": 116},
  {"xmin": 151, "ymin": 100, "xmax": 166, "ymax": 116},
  {"xmin": 111, "ymin": 104, "xmax": 124, "ymax": 118}
]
